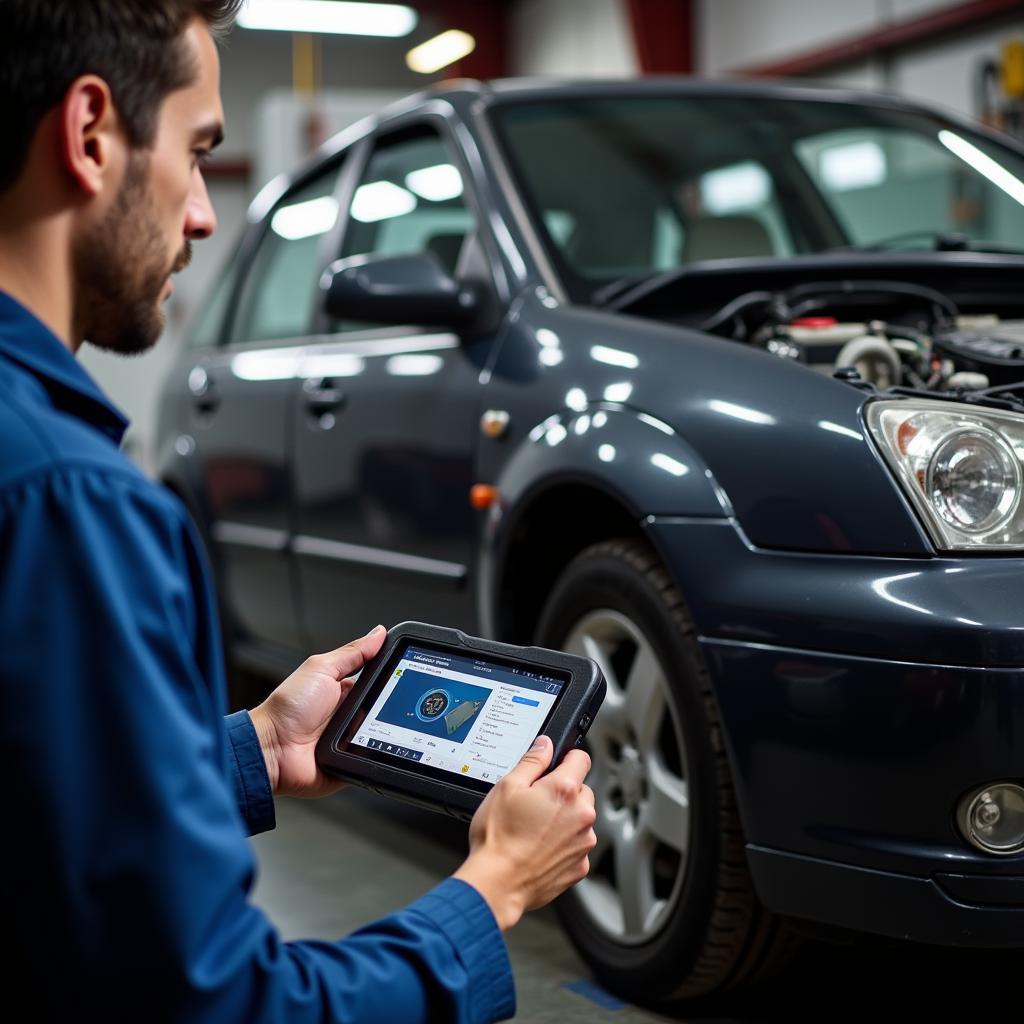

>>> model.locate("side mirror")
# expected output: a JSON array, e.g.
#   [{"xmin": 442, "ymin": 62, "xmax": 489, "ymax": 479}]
[{"xmin": 320, "ymin": 252, "xmax": 481, "ymax": 328}]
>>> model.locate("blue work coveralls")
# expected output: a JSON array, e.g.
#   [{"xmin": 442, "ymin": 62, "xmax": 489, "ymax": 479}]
[{"xmin": 0, "ymin": 292, "xmax": 516, "ymax": 1022}]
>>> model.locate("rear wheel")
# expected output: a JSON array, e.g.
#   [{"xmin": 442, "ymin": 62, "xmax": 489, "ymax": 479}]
[{"xmin": 535, "ymin": 538, "xmax": 795, "ymax": 1005}]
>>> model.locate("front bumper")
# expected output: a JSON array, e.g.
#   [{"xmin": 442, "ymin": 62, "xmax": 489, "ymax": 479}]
[
  {"xmin": 647, "ymin": 517, "xmax": 1024, "ymax": 945},
  {"xmin": 748, "ymin": 846, "xmax": 1024, "ymax": 946}
]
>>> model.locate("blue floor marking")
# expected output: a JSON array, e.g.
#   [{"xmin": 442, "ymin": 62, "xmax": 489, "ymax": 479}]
[{"xmin": 563, "ymin": 979, "xmax": 628, "ymax": 1010}]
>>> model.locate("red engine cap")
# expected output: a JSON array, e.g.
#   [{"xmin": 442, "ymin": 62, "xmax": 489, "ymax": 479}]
[{"xmin": 790, "ymin": 316, "xmax": 838, "ymax": 328}]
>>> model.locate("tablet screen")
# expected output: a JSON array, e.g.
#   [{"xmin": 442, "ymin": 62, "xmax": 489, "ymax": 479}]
[{"xmin": 343, "ymin": 641, "xmax": 569, "ymax": 786}]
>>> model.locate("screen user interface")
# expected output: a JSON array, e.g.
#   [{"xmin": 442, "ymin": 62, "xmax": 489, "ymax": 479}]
[{"xmin": 351, "ymin": 644, "xmax": 565, "ymax": 784}]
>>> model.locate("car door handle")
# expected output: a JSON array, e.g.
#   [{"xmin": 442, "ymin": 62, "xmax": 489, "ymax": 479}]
[
  {"xmin": 303, "ymin": 378, "xmax": 346, "ymax": 413},
  {"xmin": 188, "ymin": 365, "xmax": 220, "ymax": 414}
]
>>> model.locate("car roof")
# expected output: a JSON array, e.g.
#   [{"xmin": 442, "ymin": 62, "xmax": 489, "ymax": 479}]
[{"xmin": 374, "ymin": 75, "xmax": 955, "ymax": 121}]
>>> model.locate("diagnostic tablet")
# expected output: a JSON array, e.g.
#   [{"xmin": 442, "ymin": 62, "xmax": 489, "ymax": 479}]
[{"xmin": 315, "ymin": 622, "xmax": 606, "ymax": 820}]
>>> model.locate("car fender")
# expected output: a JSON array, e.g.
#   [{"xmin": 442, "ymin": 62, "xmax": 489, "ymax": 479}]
[{"xmin": 478, "ymin": 403, "xmax": 730, "ymax": 635}]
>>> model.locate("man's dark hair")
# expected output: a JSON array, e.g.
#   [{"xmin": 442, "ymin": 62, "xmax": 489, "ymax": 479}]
[{"xmin": 0, "ymin": 1, "xmax": 242, "ymax": 191}]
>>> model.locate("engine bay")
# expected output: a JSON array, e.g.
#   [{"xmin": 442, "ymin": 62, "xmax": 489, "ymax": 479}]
[
  {"xmin": 607, "ymin": 253, "xmax": 1024, "ymax": 402},
  {"xmin": 704, "ymin": 280, "xmax": 1024, "ymax": 392}
]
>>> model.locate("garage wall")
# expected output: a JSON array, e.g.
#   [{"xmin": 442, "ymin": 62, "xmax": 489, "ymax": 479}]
[
  {"xmin": 698, "ymin": 0, "xmax": 952, "ymax": 77},
  {"xmin": 697, "ymin": 0, "xmax": 1024, "ymax": 120},
  {"xmin": 510, "ymin": 0, "xmax": 638, "ymax": 77},
  {"xmin": 217, "ymin": 24, "xmax": 431, "ymax": 163},
  {"xmin": 892, "ymin": 20, "xmax": 1024, "ymax": 118}
]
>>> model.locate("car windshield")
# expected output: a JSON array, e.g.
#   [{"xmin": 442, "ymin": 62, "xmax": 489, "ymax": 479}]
[{"xmin": 492, "ymin": 93, "xmax": 1024, "ymax": 297}]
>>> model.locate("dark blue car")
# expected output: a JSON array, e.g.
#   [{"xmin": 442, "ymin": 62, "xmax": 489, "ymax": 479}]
[{"xmin": 157, "ymin": 79, "xmax": 1024, "ymax": 1005}]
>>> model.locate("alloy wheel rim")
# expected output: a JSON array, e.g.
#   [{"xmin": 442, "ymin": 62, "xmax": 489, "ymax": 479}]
[{"xmin": 562, "ymin": 608, "xmax": 690, "ymax": 945}]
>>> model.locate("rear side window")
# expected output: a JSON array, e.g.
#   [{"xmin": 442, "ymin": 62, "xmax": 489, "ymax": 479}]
[{"xmin": 231, "ymin": 165, "xmax": 342, "ymax": 344}]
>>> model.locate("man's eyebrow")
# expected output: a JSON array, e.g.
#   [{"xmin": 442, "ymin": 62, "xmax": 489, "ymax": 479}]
[{"xmin": 193, "ymin": 122, "xmax": 225, "ymax": 149}]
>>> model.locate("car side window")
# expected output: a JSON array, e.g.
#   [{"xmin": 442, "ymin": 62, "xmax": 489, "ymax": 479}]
[
  {"xmin": 331, "ymin": 127, "xmax": 475, "ymax": 333},
  {"xmin": 230, "ymin": 165, "xmax": 342, "ymax": 345}
]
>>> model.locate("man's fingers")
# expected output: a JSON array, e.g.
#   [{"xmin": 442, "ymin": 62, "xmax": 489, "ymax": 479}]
[
  {"xmin": 505, "ymin": 734, "xmax": 554, "ymax": 786},
  {"xmin": 547, "ymin": 747, "xmax": 592, "ymax": 788},
  {"xmin": 314, "ymin": 625, "xmax": 386, "ymax": 679}
]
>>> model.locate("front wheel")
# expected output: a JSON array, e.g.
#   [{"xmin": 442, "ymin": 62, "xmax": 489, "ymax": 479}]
[{"xmin": 536, "ymin": 539, "xmax": 794, "ymax": 1005}]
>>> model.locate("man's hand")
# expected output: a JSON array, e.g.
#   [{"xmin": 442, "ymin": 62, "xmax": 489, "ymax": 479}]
[
  {"xmin": 249, "ymin": 625, "xmax": 387, "ymax": 798},
  {"xmin": 453, "ymin": 736, "xmax": 597, "ymax": 931}
]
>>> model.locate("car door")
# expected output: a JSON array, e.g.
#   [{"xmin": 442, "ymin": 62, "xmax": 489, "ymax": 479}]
[
  {"xmin": 188, "ymin": 159, "xmax": 345, "ymax": 652},
  {"xmin": 292, "ymin": 122, "xmax": 500, "ymax": 651}
]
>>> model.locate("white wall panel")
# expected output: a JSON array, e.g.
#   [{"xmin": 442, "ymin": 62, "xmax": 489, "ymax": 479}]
[
  {"xmin": 890, "ymin": 0, "xmax": 960, "ymax": 18},
  {"xmin": 696, "ymin": 0, "xmax": 1024, "ymax": 120},
  {"xmin": 511, "ymin": 0, "xmax": 637, "ymax": 78},
  {"xmin": 698, "ymin": 0, "xmax": 879, "ymax": 75},
  {"xmin": 254, "ymin": 89, "xmax": 407, "ymax": 188},
  {"xmin": 810, "ymin": 63, "xmax": 888, "ymax": 93},
  {"xmin": 893, "ymin": 21, "xmax": 1024, "ymax": 118}
]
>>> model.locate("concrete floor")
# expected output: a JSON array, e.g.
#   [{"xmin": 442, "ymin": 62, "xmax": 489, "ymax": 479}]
[{"xmin": 252, "ymin": 790, "xmax": 1024, "ymax": 1023}]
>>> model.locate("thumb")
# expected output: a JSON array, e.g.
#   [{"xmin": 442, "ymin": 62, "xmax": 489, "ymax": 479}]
[
  {"xmin": 319, "ymin": 625, "xmax": 387, "ymax": 679},
  {"xmin": 505, "ymin": 734, "xmax": 553, "ymax": 786}
]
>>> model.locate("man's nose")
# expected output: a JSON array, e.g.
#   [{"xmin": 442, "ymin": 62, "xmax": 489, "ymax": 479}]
[{"xmin": 185, "ymin": 169, "xmax": 217, "ymax": 240}]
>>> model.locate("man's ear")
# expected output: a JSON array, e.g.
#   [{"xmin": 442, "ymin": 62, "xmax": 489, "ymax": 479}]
[{"xmin": 59, "ymin": 75, "xmax": 124, "ymax": 198}]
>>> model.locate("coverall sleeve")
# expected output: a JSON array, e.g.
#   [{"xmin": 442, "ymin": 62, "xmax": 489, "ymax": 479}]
[
  {"xmin": 0, "ymin": 464, "xmax": 515, "ymax": 1023},
  {"xmin": 224, "ymin": 709, "xmax": 277, "ymax": 836}
]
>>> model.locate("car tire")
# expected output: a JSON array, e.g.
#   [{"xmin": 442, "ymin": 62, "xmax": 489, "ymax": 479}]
[{"xmin": 535, "ymin": 538, "xmax": 797, "ymax": 1005}]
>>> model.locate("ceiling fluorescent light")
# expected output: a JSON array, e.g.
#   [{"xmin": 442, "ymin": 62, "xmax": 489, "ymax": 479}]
[
  {"xmin": 239, "ymin": 0, "xmax": 417, "ymax": 37},
  {"xmin": 406, "ymin": 29, "xmax": 475, "ymax": 74}
]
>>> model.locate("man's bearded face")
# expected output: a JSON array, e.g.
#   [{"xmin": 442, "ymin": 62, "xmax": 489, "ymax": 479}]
[{"xmin": 74, "ymin": 151, "xmax": 191, "ymax": 356}]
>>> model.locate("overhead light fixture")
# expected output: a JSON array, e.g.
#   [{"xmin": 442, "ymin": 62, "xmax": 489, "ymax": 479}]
[
  {"xmin": 406, "ymin": 29, "xmax": 475, "ymax": 74},
  {"xmin": 238, "ymin": 0, "xmax": 417, "ymax": 37}
]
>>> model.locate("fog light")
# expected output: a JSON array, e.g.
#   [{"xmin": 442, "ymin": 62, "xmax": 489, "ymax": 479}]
[{"xmin": 958, "ymin": 783, "xmax": 1024, "ymax": 855}]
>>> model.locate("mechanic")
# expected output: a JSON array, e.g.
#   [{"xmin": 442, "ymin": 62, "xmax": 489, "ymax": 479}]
[{"xmin": 0, "ymin": 2, "xmax": 596, "ymax": 1021}]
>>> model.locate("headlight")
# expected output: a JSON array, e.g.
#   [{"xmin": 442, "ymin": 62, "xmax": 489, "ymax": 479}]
[{"xmin": 866, "ymin": 399, "xmax": 1024, "ymax": 550}]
